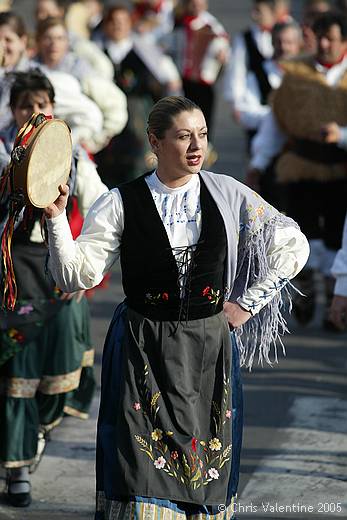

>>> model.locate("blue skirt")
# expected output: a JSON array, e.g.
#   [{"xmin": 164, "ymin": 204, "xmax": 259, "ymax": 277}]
[{"xmin": 95, "ymin": 303, "xmax": 243, "ymax": 519}]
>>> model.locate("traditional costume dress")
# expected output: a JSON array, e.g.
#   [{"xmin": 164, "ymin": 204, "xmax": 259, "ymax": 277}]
[
  {"xmin": 94, "ymin": 33, "xmax": 180, "ymax": 186},
  {"xmin": 46, "ymin": 170, "xmax": 309, "ymax": 520},
  {"xmin": 223, "ymin": 22, "xmax": 273, "ymax": 147},
  {"xmin": 0, "ymin": 127, "xmax": 107, "ymax": 470},
  {"xmin": 251, "ymin": 55, "xmax": 347, "ymax": 323},
  {"xmin": 166, "ymin": 10, "xmax": 229, "ymax": 132}
]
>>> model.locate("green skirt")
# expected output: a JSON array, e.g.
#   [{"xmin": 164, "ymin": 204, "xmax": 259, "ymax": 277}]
[{"xmin": 0, "ymin": 297, "xmax": 95, "ymax": 469}]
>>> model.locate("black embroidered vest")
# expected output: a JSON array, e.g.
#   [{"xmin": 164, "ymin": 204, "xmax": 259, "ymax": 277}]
[
  {"xmin": 105, "ymin": 47, "xmax": 164, "ymax": 101},
  {"xmin": 243, "ymin": 29, "xmax": 272, "ymax": 105},
  {"xmin": 118, "ymin": 174, "xmax": 227, "ymax": 321}
]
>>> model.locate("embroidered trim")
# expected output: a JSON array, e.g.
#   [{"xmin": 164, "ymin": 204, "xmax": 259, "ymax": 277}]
[
  {"xmin": 3, "ymin": 458, "xmax": 36, "ymax": 469},
  {"xmin": 82, "ymin": 348, "xmax": 95, "ymax": 367},
  {"xmin": 1, "ymin": 366, "xmax": 85, "ymax": 398},
  {"xmin": 38, "ymin": 367, "xmax": 82, "ymax": 395},
  {"xmin": 239, "ymin": 278, "xmax": 288, "ymax": 312},
  {"xmin": 4, "ymin": 377, "xmax": 40, "ymax": 398},
  {"xmin": 40, "ymin": 416, "xmax": 63, "ymax": 434},
  {"xmin": 95, "ymin": 492, "xmax": 236, "ymax": 519},
  {"xmin": 64, "ymin": 405, "xmax": 89, "ymax": 420}
]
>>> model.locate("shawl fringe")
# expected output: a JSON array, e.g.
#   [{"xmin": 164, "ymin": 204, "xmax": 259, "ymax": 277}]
[{"xmin": 235, "ymin": 213, "xmax": 300, "ymax": 370}]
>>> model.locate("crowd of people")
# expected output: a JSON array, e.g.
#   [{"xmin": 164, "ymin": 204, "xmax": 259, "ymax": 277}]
[{"xmin": 0, "ymin": 0, "xmax": 345, "ymax": 518}]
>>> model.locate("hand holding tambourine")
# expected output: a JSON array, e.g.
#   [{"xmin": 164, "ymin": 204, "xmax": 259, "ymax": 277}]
[{"xmin": 43, "ymin": 184, "xmax": 70, "ymax": 219}]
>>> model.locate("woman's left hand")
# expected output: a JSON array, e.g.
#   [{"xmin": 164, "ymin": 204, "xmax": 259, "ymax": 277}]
[{"xmin": 223, "ymin": 301, "xmax": 252, "ymax": 328}]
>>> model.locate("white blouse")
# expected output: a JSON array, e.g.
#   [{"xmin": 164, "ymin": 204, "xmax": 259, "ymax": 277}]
[
  {"xmin": 332, "ymin": 211, "xmax": 347, "ymax": 297},
  {"xmin": 47, "ymin": 172, "xmax": 309, "ymax": 315}
]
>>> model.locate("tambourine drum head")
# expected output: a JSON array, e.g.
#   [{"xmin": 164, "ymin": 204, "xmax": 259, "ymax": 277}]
[{"xmin": 26, "ymin": 120, "xmax": 72, "ymax": 208}]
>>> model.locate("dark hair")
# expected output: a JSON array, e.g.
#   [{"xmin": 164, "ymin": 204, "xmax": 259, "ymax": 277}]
[
  {"xmin": 253, "ymin": 0, "xmax": 276, "ymax": 7},
  {"xmin": 36, "ymin": 0, "xmax": 71, "ymax": 17},
  {"xmin": 312, "ymin": 10, "xmax": 347, "ymax": 38},
  {"xmin": 0, "ymin": 11, "xmax": 27, "ymax": 37},
  {"xmin": 147, "ymin": 96, "xmax": 202, "ymax": 139},
  {"xmin": 36, "ymin": 16, "xmax": 67, "ymax": 40},
  {"xmin": 9, "ymin": 69, "xmax": 55, "ymax": 109},
  {"xmin": 103, "ymin": 4, "xmax": 130, "ymax": 23}
]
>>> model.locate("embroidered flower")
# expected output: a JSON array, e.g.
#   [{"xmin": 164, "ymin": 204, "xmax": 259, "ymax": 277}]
[
  {"xmin": 191, "ymin": 437, "xmax": 198, "ymax": 452},
  {"xmin": 154, "ymin": 456, "xmax": 166, "ymax": 469},
  {"xmin": 133, "ymin": 402, "xmax": 141, "ymax": 411},
  {"xmin": 209, "ymin": 438, "xmax": 222, "ymax": 451},
  {"xmin": 8, "ymin": 328, "xmax": 17, "ymax": 338},
  {"xmin": 171, "ymin": 451, "xmax": 179, "ymax": 460},
  {"xmin": 151, "ymin": 428, "xmax": 163, "ymax": 441},
  {"xmin": 256, "ymin": 205, "xmax": 265, "ymax": 217},
  {"xmin": 145, "ymin": 292, "xmax": 169, "ymax": 304},
  {"xmin": 202, "ymin": 286, "xmax": 211, "ymax": 296},
  {"xmin": 226, "ymin": 410, "xmax": 232, "ymax": 419},
  {"xmin": 8, "ymin": 328, "xmax": 24, "ymax": 343},
  {"xmin": 201, "ymin": 287, "xmax": 221, "ymax": 305},
  {"xmin": 17, "ymin": 304, "xmax": 34, "ymax": 315},
  {"xmin": 208, "ymin": 468, "xmax": 219, "ymax": 480}
]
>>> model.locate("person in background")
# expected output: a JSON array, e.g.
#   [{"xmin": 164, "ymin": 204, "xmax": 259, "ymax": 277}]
[
  {"xmin": 93, "ymin": 4, "xmax": 181, "ymax": 187},
  {"xmin": 0, "ymin": 11, "xmax": 105, "ymax": 149},
  {"xmin": 35, "ymin": 0, "xmax": 114, "ymax": 80},
  {"xmin": 81, "ymin": 0, "xmax": 104, "ymax": 39},
  {"xmin": 33, "ymin": 16, "xmax": 128, "ymax": 154},
  {"xmin": 224, "ymin": 0, "xmax": 277, "ymax": 149},
  {"xmin": 131, "ymin": 0, "xmax": 175, "ymax": 44},
  {"xmin": 165, "ymin": 0, "xmax": 229, "ymax": 167},
  {"xmin": 248, "ymin": 11, "xmax": 347, "ymax": 329},
  {"xmin": 245, "ymin": 20, "xmax": 302, "ymax": 210},
  {"xmin": 274, "ymin": 0, "xmax": 293, "ymax": 22},
  {"xmin": 44, "ymin": 95, "xmax": 309, "ymax": 520},
  {"xmin": 0, "ymin": 68, "xmax": 108, "ymax": 508},
  {"xmin": 225, "ymin": 19, "xmax": 302, "ymax": 151},
  {"xmin": 301, "ymin": 0, "xmax": 332, "ymax": 53}
]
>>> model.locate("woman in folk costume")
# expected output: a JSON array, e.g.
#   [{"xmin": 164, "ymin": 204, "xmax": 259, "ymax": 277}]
[
  {"xmin": 0, "ymin": 69, "xmax": 108, "ymax": 508},
  {"xmin": 93, "ymin": 4, "xmax": 181, "ymax": 187},
  {"xmin": 165, "ymin": 0, "xmax": 229, "ymax": 166},
  {"xmin": 45, "ymin": 97, "xmax": 309, "ymax": 520}
]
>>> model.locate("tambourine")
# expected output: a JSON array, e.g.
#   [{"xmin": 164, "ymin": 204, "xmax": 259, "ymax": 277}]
[
  {"xmin": 0, "ymin": 113, "xmax": 72, "ymax": 310},
  {"xmin": 10, "ymin": 113, "xmax": 72, "ymax": 208}
]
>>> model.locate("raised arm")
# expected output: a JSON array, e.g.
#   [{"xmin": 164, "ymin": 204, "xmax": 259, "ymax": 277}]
[{"xmin": 45, "ymin": 186, "xmax": 124, "ymax": 292}]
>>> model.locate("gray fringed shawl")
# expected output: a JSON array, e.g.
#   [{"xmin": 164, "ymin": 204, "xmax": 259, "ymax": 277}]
[{"xmin": 201, "ymin": 169, "xmax": 300, "ymax": 369}]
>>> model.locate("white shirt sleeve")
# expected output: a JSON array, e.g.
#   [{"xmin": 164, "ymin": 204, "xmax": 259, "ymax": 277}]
[
  {"xmin": 80, "ymin": 76, "xmax": 128, "ymax": 153},
  {"xmin": 331, "ymin": 212, "xmax": 347, "ymax": 296},
  {"xmin": 224, "ymin": 30, "xmax": 273, "ymax": 132},
  {"xmin": 46, "ymin": 189, "xmax": 124, "ymax": 292},
  {"xmin": 75, "ymin": 157, "xmax": 109, "ymax": 217},
  {"xmin": 237, "ymin": 226, "xmax": 310, "ymax": 314},
  {"xmin": 223, "ymin": 33, "xmax": 248, "ymax": 106},
  {"xmin": 250, "ymin": 109, "xmax": 287, "ymax": 170},
  {"xmin": 235, "ymin": 72, "xmax": 271, "ymax": 131}
]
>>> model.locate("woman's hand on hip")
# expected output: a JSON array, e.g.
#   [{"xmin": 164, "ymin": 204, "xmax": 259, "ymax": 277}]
[
  {"xmin": 223, "ymin": 301, "xmax": 252, "ymax": 328},
  {"xmin": 44, "ymin": 184, "xmax": 69, "ymax": 219}
]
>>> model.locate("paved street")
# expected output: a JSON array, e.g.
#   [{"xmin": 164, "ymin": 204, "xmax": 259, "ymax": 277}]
[{"xmin": 0, "ymin": 1, "xmax": 347, "ymax": 519}]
